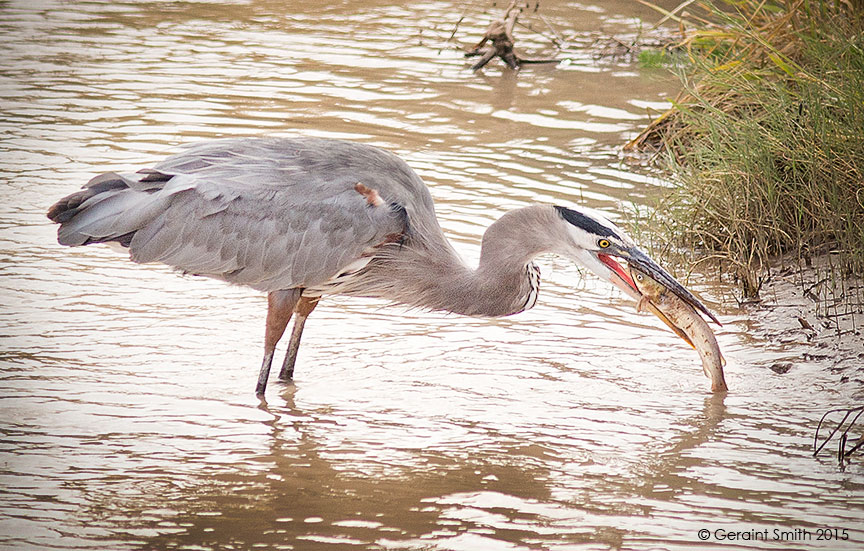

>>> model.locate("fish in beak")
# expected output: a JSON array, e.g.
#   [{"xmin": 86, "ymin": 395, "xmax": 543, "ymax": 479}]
[
  {"xmin": 596, "ymin": 246, "xmax": 720, "ymax": 326},
  {"xmin": 627, "ymin": 263, "xmax": 729, "ymax": 392},
  {"xmin": 587, "ymin": 246, "xmax": 719, "ymax": 350}
]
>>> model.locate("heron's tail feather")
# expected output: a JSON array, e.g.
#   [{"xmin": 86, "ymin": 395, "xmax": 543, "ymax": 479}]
[{"xmin": 47, "ymin": 171, "xmax": 170, "ymax": 247}]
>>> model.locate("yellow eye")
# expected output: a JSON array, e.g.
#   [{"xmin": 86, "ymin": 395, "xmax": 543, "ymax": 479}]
[{"xmin": 598, "ymin": 239, "xmax": 610, "ymax": 249}]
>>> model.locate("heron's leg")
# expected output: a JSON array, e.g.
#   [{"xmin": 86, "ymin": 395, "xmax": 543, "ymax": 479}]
[
  {"xmin": 278, "ymin": 296, "xmax": 319, "ymax": 381},
  {"xmin": 257, "ymin": 289, "xmax": 302, "ymax": 395}
]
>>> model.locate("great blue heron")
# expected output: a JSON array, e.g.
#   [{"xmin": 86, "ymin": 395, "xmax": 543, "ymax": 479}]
[{"xmin": 47, "ymin": 137, "xmax": 717, "ymax": 395}]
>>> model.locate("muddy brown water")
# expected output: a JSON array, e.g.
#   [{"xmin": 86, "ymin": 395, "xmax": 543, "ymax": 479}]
[{"xmin": 1, "ymin": 1, "xmax": 862, "ymax": 550}]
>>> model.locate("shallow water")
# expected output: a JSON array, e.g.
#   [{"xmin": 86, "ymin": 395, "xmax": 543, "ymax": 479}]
[{"xmin": 1, "ymin": 1, "xmax": 862, "ymax": 550}]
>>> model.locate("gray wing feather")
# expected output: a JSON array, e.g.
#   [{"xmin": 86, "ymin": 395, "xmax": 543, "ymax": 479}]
[
  {"xmin": 58, "ymin": 189, "xmax": 168, "ymax": 246},
  {"xmin": 120, "ymin": 137, "xmax": 420, "ymax": 291}
]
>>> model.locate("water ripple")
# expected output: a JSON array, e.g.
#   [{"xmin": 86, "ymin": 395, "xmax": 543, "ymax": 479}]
[{"xmin": 1, "ymin": 0, "xmax": 862, "ymax": 550}]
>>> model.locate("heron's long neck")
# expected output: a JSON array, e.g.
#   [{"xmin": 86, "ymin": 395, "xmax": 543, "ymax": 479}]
[{"xmin": 358, "ymin": 205, "xmax": 560, "ymax": 317}]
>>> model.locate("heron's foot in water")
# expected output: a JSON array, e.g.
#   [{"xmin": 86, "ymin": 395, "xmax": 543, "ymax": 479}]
[{"xmin": 278, "ymin": 371, "xmax": 294, "ymax": 382}]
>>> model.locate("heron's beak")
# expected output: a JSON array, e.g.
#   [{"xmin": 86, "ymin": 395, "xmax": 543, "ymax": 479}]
[
  {"xmin": 596, "ymin": 252, "xmax": 641, "ymax": 301},
  {"xmin": 598, "ymin": 247, "xmax": 721, "ymax": 327}
]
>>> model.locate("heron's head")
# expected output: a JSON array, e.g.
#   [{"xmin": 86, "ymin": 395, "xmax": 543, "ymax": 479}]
[{"xmin": 553, "ymin": 205, "xmax": 719, "ymax": 325}]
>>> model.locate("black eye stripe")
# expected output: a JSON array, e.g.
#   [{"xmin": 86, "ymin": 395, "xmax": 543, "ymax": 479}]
[{"xmin": 554, "ymin": 206, "xmax": 618, "ymax": 239}]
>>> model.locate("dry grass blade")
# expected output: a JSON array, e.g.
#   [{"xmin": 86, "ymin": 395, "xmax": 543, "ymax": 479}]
[{"xmin": 813, "ymin": 406, "xmax": 864, "ymax": 469}]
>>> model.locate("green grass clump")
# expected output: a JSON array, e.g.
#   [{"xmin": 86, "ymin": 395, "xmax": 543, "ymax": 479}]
[
  {"xmin": 637, "ymin": 48, "xmax": 676, "ymax": 68},
  {"xmin": 632, "ymin": 1, "xmax": 864, "ymax": 298}
]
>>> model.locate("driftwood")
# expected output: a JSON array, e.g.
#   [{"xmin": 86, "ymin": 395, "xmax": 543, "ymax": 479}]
[{"xmin": 465, "ymin": 1, "xmax": 558, "ymax": 71}]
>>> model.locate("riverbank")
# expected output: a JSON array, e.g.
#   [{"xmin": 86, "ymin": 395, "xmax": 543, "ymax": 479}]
[{"xmin": 744, "ymin": 255, "xmax": 864, "ymax": 391}]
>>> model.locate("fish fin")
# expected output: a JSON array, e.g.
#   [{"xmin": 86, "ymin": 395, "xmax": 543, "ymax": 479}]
[
  {"xmin": 679, "ymin": 328, "xmax": 696, "ymax": 350},
  {"xmin": 645, "ymin": 302, "xmax": 695, "ymax": 349}
]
